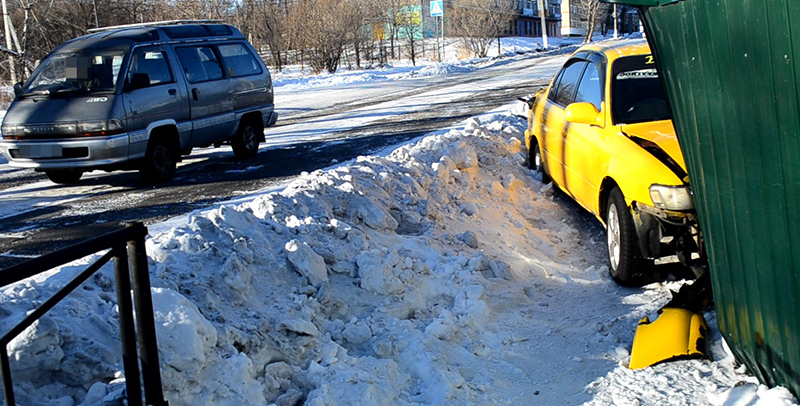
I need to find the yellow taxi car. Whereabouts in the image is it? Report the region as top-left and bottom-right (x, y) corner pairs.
(524, 39), (704, 286)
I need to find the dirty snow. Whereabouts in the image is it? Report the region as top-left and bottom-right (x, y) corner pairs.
(1, 103), (795, 406)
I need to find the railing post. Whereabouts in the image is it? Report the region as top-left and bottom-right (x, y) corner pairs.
(1, 350), (15, 406)
(113, 245), (143, 406)
(127, 223), (168, 406)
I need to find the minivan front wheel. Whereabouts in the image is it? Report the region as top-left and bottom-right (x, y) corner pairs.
(141, 137), (176, 182)
(45, 170), (83, 184)
(232, 119), (261, 159)
(606, 186), (651, 286)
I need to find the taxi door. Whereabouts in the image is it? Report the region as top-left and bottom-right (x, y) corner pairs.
(562, 58), (606, 215)
(539, 59), (588, 190)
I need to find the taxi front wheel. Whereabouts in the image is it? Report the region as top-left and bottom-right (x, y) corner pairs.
(606, 187), (652, 287)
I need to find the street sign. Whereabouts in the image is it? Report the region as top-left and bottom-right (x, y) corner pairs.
(430, 0), (443, 17)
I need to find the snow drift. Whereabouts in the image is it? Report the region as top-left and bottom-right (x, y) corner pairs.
(1, 106), (795, 406)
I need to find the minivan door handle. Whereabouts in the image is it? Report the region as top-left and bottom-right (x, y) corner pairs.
(168, 88), (177, 96)
(191, 88), (200, 101)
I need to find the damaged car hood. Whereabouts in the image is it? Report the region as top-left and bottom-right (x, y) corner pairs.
(621, 120), (689, 178)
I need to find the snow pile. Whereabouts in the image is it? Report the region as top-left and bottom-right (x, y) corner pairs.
(405, 63), (475, 78)
(1, 110), (797, 406)
(273, 71), (385, 91)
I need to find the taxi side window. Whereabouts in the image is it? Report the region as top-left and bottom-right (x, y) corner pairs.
(575, 62), (602, 111)
(553, 60), (587, 107)
(547, 69), (566, 103)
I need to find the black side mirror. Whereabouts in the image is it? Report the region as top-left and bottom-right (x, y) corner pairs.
(517, 96), (536, 110)
(13, 82), (23, 96)
(127, 73), (151, 91)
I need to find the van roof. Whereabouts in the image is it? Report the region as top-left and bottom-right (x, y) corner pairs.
(55, 22), (244, 52)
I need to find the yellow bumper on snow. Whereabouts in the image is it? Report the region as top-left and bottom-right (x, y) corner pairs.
(629, 307), (709, 370)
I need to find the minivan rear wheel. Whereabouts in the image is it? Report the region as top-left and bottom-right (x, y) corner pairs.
(232, 119), (261, 159)
(141, 137), (176, 182)
(606, 186), (652, 286)
(45, 170), (83, 184)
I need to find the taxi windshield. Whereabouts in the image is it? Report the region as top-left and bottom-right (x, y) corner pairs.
(23, 47), (127, 96)
(611, 55), (671, 125)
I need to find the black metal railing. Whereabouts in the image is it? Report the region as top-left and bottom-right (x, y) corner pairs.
(0, 222), (167, 406)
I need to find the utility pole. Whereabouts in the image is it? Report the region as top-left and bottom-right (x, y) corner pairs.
(440, 10), (444, 61)
(613, 4), (618, 39)
(1, 0), (15, 83)
(537, 0), (548, 49)
(93, 0), (100, 29)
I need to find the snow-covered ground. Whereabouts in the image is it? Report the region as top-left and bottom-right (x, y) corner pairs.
(0, 36), (797, 406)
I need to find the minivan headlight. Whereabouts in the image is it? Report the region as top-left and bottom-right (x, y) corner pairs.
(78, 119), (124, 137)
(1, 125), (21, 137)
(649, 184), (695, 211)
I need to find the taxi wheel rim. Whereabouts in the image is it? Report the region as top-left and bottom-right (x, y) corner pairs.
(534, 149), (542, 171)
(608, 204), (621, 270)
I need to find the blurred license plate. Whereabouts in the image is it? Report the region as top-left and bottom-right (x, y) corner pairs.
(20, 145), (63, 158)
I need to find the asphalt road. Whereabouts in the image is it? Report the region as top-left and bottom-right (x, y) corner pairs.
(0, 49), (572, 269)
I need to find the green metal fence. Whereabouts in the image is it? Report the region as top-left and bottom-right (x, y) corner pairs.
(603, 0), (800, 398)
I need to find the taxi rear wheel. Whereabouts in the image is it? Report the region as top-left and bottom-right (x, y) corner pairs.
(606, 187), (652, 286)
(528, 138), (551, 184)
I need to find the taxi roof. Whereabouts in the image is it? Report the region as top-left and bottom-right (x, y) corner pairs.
(575, 38), (653, 61)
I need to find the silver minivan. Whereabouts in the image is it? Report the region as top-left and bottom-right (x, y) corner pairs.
(0, 20), (278, 183)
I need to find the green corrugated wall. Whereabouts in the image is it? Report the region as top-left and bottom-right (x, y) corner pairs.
(611, 0), (800, 397)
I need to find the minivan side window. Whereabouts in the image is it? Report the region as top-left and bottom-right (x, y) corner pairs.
(218, 43), (262, 77)
(127, 48), (174, 89)
(176, 46), (224, 83)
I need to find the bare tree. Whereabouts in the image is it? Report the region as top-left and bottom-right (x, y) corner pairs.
(290, 0), (360, 74)
(240, 0), (291, 72)
(582, 0), (607, 43)
(168, 0), (234, 20)
(371, 0), (413, 61)
(449, 0), (515, 58)
(396, 3), (421, 66)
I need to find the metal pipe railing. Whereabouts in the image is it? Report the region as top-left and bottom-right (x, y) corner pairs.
(0, 222), (167, 406)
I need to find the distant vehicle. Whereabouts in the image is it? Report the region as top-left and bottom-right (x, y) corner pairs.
(0, 20), (278, 184)
(523, 39), (704, 286)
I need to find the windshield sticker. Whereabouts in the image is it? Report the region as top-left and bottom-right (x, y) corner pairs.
(616, 69), (658, 80)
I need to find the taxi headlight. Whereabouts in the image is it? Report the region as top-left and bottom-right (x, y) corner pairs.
(649, 184), (695, 211)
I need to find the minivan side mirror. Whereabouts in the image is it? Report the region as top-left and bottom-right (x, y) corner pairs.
(565, 102), (604, 127)
(13, 82), (22, 96)
(127, 73), (151, 91)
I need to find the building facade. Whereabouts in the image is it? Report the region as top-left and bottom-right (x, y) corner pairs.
(509, 0), (562, 38)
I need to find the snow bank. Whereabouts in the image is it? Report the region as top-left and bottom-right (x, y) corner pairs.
(1, 108), (796, 406)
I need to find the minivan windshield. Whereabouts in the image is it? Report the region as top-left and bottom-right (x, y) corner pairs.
(23, 47), (127, 96)
(611, 55), (671, 125)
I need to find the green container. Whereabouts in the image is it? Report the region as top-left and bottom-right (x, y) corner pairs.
(603, 0), (800, 398)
